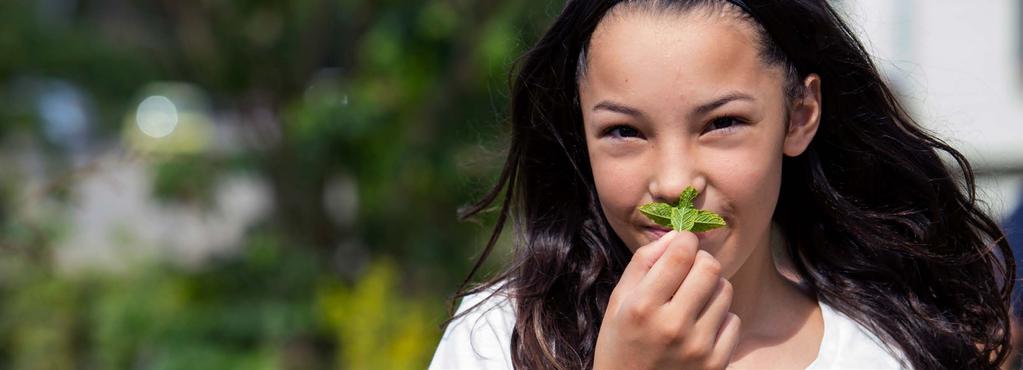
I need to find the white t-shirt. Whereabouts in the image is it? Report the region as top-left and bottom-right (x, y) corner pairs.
(428, 290), (908, 370)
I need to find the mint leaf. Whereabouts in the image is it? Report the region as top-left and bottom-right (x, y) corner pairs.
(690, 210), (726, 232)
(639, 202), (673, 227)
(669, 208), (682, 230)
(670, 207), (698, 231)
(679, 187), (698, 208)
(640, 186), (726, 233)
(680, 207), (699, 231)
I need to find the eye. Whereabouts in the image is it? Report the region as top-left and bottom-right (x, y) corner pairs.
(603, 125), (643, 140)
(705, 116), (746, 134)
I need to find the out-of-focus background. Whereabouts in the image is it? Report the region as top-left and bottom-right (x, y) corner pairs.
(0, 1), (558, 368)
(0, 1), (1020, 369)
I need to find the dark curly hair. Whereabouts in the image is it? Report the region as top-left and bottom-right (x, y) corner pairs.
(448, 1), (1015, 369)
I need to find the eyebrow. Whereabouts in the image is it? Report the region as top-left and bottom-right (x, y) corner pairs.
(591, 91), (756, 118)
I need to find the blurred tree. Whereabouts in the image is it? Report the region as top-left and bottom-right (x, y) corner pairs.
(0, 0), (566, 368)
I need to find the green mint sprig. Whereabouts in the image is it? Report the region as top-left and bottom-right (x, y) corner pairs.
(639, 186), (726, 232)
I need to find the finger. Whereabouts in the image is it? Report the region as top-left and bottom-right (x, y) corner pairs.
(609, 230), (677, 309)
(690, 278), (733, 342)
(634, 230), (699, 305)
(668, 249), (723, 318)
(705, 313), (741, 369)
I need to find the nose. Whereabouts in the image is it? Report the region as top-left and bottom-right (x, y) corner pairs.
(648, 152), (706, 206)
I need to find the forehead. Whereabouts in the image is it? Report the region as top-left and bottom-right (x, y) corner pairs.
(582, 7), (782, 100)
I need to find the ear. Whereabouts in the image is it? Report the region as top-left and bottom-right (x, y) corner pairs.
(783, 74), (821, 157)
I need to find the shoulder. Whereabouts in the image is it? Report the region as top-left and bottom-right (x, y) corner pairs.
(428, 286), (516, 370)
(807, 302), (910, 369)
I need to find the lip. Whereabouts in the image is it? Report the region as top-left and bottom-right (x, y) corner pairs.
(644, 226), (673, 241)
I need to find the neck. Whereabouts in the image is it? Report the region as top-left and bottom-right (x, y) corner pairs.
(727, 223), (818, 339)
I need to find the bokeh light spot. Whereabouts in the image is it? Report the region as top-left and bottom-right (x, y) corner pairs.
(136, 95), (178, 138)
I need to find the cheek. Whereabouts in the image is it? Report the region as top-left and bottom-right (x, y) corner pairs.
(700, 142), (783, 277)
(589, 152), (647, 242)
(711, 146), (782, 217)
(592, 161), (641, 211)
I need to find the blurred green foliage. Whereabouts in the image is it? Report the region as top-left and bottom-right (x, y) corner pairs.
(0, 0), (565, 368)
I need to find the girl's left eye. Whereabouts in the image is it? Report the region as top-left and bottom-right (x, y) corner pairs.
(705, 116), (746, 134)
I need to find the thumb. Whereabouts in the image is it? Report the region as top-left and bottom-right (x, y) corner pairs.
(610, 230), (677, 305)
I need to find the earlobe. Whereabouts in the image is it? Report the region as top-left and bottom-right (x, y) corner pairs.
(783, 74), (822, 157)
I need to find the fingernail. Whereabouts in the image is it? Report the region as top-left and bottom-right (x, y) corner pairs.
(662, 230), (678, 240)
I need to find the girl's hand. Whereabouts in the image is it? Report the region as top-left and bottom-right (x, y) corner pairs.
(593, 230), (740, 370)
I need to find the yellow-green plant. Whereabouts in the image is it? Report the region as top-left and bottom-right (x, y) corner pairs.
(318, 259), (439, 370)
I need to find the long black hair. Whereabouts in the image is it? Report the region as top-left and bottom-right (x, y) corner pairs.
(450, 1), (1015, 369)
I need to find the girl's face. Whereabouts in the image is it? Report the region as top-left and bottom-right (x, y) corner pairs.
(578, 7), (820, 278)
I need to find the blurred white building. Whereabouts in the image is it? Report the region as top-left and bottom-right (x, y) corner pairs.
(839, 0), (1023, 222)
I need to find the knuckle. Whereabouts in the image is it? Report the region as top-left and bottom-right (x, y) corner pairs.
(654, 322), (682, 343)
(704, 357), (727, 370)
(716, 280), (733, 308)
(680, 341), (712, 361)
(720, 278), (733, 297)
(698, 252), (722, 276)
(723, 313), (742, 332)
(622, 301), (654, 322)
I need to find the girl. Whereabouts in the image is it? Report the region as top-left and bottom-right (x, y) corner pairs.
(429, 0), (1015, 369)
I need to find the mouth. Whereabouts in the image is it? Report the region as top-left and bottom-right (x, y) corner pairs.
(642, 221), (728, 242)
(643, 225), (673, 241)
